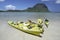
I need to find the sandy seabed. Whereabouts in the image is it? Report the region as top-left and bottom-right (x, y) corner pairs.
(0, 12), (60, 40)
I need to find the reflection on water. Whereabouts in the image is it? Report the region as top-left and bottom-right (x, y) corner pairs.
(0, 12), (60, 40)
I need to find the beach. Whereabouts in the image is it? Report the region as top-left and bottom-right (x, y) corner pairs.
(0, 12), (60, 40)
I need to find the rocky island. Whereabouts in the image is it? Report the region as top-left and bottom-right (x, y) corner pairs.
(0, 3), (49, 12)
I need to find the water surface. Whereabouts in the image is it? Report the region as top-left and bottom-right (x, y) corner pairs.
(0, 12), (60, 40)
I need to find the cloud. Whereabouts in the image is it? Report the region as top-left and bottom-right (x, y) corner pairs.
(41, 0), (49, 1)
(5, 5), (16, 10)
(56, 0), (60, 3)
(0, 0), (5, 2)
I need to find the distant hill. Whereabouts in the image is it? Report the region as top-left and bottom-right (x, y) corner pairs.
(24, 3), (49, 12)
(0, 3), (49, 12)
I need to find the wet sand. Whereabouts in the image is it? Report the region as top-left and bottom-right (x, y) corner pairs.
(0, 12), (60, 40)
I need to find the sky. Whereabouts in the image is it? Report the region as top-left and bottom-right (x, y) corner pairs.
(0, 0), (60, 12)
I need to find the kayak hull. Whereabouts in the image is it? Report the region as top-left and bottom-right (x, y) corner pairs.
(8, 21), (44, 37)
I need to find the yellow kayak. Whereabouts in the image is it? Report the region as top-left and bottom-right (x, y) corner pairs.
(8, 21), (44, 37)
(45, 19), (49, 28)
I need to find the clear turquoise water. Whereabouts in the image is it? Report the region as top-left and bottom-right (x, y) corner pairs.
(0, 12), (60, 40)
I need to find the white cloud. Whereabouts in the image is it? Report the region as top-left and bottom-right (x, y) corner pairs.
(56, 0), (60, 3)
(5, 5), (16, 10)
(0, 0), (5, 2)
(41, 0), (49, 1)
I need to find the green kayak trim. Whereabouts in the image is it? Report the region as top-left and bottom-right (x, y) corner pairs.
(8, 21), (44, 37)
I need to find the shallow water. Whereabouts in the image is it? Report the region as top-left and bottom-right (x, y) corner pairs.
(0, 12), (60, 40)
